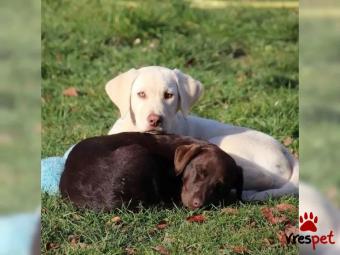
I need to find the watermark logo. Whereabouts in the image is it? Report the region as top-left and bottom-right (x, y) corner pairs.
(286, 211), (336, 250)
(300, 212), (318, 232)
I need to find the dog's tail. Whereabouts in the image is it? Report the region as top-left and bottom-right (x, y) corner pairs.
(242, 146), (299, 201)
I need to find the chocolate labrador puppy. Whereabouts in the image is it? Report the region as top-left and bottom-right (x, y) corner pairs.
(60, 132), (243, 211)
(175, 143), (243, 209)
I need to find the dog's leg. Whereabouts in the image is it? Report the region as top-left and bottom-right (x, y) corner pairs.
(242, 152), (298, 201)
(209, 132), (298, 200)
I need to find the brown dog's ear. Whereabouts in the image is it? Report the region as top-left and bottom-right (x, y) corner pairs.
(174, 144), (202, 176)
(105, 68), (138, 117)
(173, 69), (203, 116)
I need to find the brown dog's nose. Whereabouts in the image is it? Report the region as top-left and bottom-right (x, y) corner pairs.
(192, 198), (202, 209)
(147, 114), (162, 127)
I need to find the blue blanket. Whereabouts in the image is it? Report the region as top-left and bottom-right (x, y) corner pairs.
(41, 145), (74, 194)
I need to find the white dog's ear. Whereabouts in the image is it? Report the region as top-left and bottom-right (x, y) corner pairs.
(173, 69), (203, 115)
(105, 68), (138, 116)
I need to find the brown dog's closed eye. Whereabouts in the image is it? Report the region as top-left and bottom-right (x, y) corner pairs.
(174, 144), (202, 176)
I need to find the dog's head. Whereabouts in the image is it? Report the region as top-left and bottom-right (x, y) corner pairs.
(105, 66), (202, 132)
(174, 143), (243, 210)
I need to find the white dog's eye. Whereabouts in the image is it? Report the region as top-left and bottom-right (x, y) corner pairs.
(137, 91), (146, 98)
(164, 92), (173, 99)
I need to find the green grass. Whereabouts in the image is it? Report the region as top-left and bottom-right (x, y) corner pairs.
(42, 0), (298, 254)
(42, 194), (298, 254)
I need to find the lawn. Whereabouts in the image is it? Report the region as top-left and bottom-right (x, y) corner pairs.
(42, 0), (298, 254)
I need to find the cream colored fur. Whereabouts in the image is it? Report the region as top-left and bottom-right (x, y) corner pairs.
(105, 66), (299, 201)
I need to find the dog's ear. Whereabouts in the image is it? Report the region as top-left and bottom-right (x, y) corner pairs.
(173, 69), (203, 115)
(174, 144), (202, 176)
(105, 68), (138, 117)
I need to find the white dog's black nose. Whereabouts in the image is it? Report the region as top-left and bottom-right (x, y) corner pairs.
(148, 114), (162, 127)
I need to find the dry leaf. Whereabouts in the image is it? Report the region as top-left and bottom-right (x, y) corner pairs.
(111, 216), (122, 224)
(63, 87), (78, 97)
(220, 244), (248, 254)
(232, 245), (249, 254)
(272, 212), (287, 224)
(249, 221), (256, 228)
(46, 242), (60, 251)
(186, 214), (206, 223)
(283, 136), (293, 146)
(277, 231), (288, 247)
(284, 224), (299, 236)
(152, 245), (170, 255)
(125, 247), (137, 255)
(275, 203), (297, 212)
(262, 238), (273, 246)
(221, 208), (238, 214)
(68, 235), (80, 246)
(261, 207), (288, 224)
(148, 228), (158, 235)
(261, 207), (276, 223)
(156, 220), (168, 230)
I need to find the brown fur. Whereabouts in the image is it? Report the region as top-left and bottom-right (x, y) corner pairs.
(59, 132), (243, 211)
(175, 144), (243, 209)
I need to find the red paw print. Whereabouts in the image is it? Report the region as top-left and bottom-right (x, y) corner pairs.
(300, 212), (318, 232)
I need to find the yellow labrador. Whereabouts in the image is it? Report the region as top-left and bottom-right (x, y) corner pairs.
(105, 66), (299, 201)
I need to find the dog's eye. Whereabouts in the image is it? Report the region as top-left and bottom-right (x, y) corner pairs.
(137, 92), (146, 98)
(164, 92), (173, 99)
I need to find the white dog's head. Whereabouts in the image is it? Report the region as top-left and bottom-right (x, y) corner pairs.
(105, 66), (202, 132)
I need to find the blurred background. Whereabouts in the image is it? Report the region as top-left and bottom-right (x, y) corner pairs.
(300, 0), (340, 206)
(0, 0), (40, 214)
(0, 0), (40, 254)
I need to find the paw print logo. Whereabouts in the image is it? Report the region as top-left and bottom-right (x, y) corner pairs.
(300, 212), (318, 232)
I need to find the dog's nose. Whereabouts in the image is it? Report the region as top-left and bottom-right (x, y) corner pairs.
(192, 198), (202, 209)
(147, 114), (162, 127)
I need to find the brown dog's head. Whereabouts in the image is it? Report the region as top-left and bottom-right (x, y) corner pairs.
(174, 143), (243, 210)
